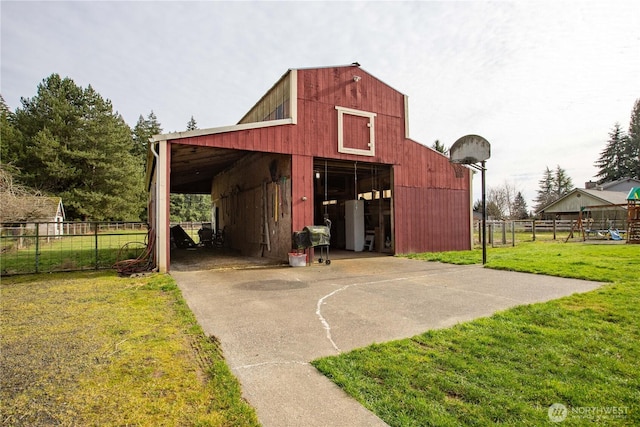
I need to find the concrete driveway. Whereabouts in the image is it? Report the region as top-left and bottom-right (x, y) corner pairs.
(172, 255), (601, 427)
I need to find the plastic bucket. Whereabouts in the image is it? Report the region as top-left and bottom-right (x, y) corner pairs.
(288, 252), (306, 267)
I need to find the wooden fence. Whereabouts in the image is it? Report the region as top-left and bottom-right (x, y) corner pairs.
(473, 219), (629, 246)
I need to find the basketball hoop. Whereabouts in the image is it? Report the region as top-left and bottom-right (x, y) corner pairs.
(449, 134), (490, 165)
(449, 134), (491, 264)
(452, 163), (466, 179)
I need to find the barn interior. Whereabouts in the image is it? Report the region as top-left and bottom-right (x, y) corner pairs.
(168, 145), (393, 269)
(312, 158), (393, 253)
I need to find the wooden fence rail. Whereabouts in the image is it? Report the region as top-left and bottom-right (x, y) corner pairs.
(474, 218), (629, 246)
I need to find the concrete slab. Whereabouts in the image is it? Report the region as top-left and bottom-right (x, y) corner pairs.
(172, 256), (602, 427)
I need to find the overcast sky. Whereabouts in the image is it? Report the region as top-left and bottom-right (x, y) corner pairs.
(2, 1), (639, 209)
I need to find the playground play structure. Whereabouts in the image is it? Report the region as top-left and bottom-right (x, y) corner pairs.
(566, 187), (640, 243)
(628, 187), (640, 243)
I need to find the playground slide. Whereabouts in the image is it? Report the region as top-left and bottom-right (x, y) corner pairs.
(609, 229), (623, 240)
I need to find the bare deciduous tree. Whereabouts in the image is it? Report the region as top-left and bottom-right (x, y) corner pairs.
(0, 164), (49, 222)
(485, 181), (523, 220)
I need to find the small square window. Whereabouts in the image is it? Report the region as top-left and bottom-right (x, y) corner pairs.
(335, 106), (376, 156)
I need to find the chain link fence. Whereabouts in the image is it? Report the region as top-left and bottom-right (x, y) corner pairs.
(1, 222), (149, 276)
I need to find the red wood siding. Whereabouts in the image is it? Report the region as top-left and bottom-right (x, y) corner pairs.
(165, 65), (471, 253)
(291, 155), (314, 230)
(295, 67), (406, 164)
(343, 114), (371, 151)
(394, 187), (471, 254)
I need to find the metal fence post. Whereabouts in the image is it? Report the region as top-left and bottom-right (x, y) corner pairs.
(512, 221), (515, 247)
(94, 222), (99, 270)
(489, 223), (494, 247)
(35, 222), (40, 273)
(532, 220), (536, 241)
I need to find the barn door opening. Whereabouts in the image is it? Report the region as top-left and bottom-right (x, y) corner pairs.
(313, 158), (393, 252)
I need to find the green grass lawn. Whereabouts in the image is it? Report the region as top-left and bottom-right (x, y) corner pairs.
(0, 272), (259, 426)
(313, 242), (640, 426)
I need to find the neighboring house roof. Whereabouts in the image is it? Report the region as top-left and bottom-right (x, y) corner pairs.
(538, 189), (627, 214)
(0, 196), (64, 222)
(537, 178), (639, 215)
(39, 196), (65, 220)
(580, 189), (628, 205)
(601, 177), (640, 192)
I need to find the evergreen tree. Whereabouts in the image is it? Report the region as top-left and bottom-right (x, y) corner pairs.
(170, 193), (186, 222)
(0, 95), (22, 165)
(627, 98), (640, 180)
(534, 166), (555, 211)
(511, 192), (529, 219)
(534, 166), (573, 212)
(169, 116), (211, 222)
(431, 139), (448, 154)
(132, 111), (162, 164)
(485, 200), (503, 220)
(10, 74), (145, 220)
(594, 123), (629, 183)
(170, 193), (210, 222)
(553, 165), (573, 198)
(186, 116), (198, 131)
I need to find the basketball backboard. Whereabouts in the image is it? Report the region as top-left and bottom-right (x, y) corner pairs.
(450, 134), (491, 164)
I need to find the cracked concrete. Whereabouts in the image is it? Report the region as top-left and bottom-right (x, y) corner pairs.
(172, 255), (601, 427)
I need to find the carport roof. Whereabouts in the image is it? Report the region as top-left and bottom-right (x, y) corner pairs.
(170, 145), (250, 194)
(147, 118), (294, 194)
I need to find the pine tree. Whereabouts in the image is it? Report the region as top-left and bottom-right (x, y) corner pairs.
(553, 165), (573, 197)
(168, 116), (211, 222)
(10, 74), (145, 220)
(511, 192), (529, 219)
(132, 111), (163, 164)
(0, 95), (22, 165)
(534, 167), (555, 211)
(431, 140), (448, 154)
(627, 98), (640, 180)
(186, 116), (198, 131)
(534, 166), (573, 212)
(485, 200), (503, 220)
(594, 123), (629, 183)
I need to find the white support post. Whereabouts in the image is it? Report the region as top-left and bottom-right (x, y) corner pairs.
(157, 140), (169, 272)
(469, 168), (474, 250)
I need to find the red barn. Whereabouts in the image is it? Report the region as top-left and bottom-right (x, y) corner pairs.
(147, 64), (472, 272)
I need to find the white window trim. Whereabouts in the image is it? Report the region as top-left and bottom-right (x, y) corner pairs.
(335, 106), (376, 156)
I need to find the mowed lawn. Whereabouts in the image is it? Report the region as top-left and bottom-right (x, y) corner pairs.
(313, 242), (640, 426)
(0, 272), (259, 426)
